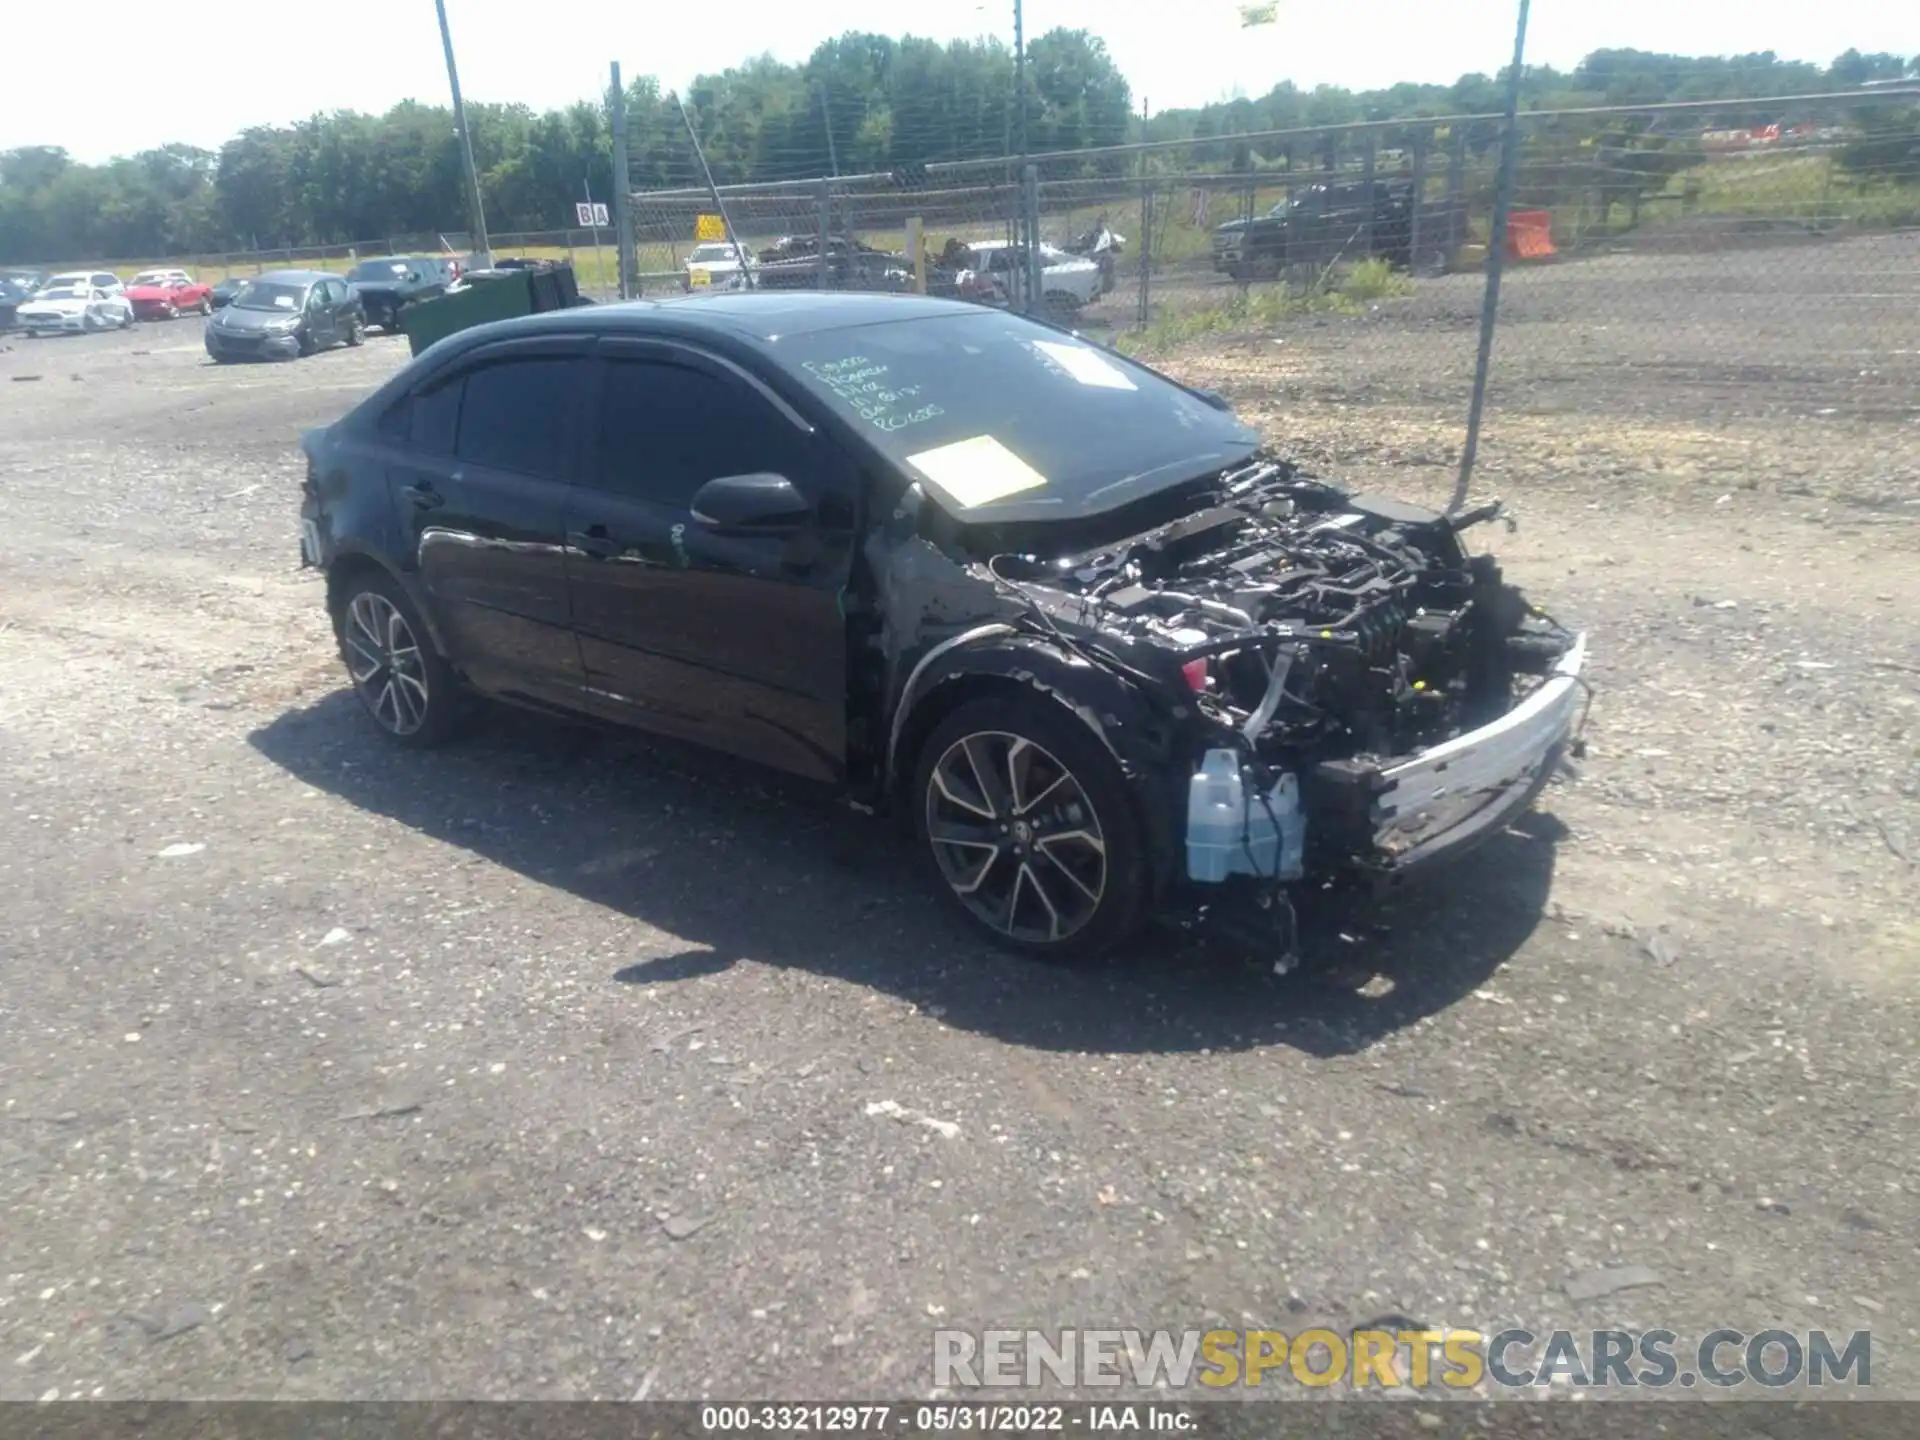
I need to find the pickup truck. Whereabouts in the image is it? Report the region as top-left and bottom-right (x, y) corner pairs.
(1213, 178), (1423, 281)
(345, 255), (455, 332)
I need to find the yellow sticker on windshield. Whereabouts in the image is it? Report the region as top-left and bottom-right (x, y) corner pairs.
(906, 435), (1049, 508)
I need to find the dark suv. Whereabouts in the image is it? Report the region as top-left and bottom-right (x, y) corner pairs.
(298, 293), (1585, 960)
(1212, 179), (1421, 280)
(346, 255), (454, 331)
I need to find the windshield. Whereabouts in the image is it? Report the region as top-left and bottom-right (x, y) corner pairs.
(689, 244), (744, 264)
(33, 284), (87, 301)
(232, 281), (307, 311)
(778, 309), (1259, 519)
(131, 273), (175, 286)
(349, 260), (411, 281)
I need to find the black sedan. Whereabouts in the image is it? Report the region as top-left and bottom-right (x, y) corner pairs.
(208, 274), (252, 309)
(205, 270), (365, 362)
(296, 293), (1586, 960)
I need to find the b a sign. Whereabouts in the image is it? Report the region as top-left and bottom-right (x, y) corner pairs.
(576, 202), (611, 228)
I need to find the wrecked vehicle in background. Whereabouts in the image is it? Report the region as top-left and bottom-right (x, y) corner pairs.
(346, 255), (454, 332)
(297, 293), (1587, 961)
(752, 235), (913, 291)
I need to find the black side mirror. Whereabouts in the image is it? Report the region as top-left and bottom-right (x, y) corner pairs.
(690, 473), (811, 533)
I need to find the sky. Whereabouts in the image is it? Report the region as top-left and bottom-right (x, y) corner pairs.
(1, 0), (1910, 164)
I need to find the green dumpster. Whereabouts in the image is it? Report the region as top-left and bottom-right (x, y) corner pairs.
(401, 269), (536, 357)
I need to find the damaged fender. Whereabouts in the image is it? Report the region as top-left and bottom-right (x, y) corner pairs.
(883, 629), (1193, 893)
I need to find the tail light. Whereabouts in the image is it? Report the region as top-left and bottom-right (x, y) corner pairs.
(1181, 658), (1209, 692)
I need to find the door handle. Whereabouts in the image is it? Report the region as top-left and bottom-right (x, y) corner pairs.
(400, 482), (444, 511)
(568, 525), (619, 559)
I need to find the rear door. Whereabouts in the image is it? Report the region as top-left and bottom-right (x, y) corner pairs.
(381, 337), (589, 704)
(304, 281), (336, 347)
(564, 338), (856, 782)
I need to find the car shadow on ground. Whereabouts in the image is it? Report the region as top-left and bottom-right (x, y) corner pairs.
(248, 690), (1561, 1058)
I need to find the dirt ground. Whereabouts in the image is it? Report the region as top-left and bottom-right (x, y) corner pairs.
(0, 252), (1916, 1406)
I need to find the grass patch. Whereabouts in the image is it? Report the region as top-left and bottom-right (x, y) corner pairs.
(1115, 286), (1356, 356)
(1115, 260), (1416, 356)
(1340, 257), (1414, 302)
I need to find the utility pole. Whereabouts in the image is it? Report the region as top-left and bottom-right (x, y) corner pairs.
(434, 0), (491, 266)
(818, 80), (840, 177)
(1014, 0), (1028, 164)
(609, 62), (634, 299)
(1451, 0), (1530, 513)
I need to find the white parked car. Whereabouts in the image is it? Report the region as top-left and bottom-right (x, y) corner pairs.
(16, 271), (135, 335)
(964, 241), (1104, 310)
(683, 241), (754, 292)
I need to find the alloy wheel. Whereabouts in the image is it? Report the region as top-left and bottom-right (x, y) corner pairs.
(924, 730), (1107, 945)
(343, 591), (430, 736)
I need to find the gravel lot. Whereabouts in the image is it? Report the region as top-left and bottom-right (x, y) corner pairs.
(1, 257), (1916, 1406)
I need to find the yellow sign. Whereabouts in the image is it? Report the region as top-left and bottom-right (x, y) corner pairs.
(695, 214), (726, 242)
(689, 267), (711, 287)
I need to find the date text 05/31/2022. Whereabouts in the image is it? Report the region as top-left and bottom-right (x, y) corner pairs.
(698, 1404), (1196, 1432)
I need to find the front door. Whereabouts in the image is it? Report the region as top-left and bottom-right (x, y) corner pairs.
(382, 344), (588, 704)
(564, 340), (855, 783)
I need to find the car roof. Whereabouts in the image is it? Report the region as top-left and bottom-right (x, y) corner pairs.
(250, 269), (332, 284)
(428, 292), (973, 350)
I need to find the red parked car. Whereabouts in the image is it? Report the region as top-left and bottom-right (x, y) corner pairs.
(125, 269), (214, 320)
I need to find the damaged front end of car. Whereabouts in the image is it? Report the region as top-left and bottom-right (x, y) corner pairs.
(864, 454), (1589, 965)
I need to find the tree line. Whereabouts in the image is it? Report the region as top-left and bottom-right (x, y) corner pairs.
(0, 37), (1912, 265)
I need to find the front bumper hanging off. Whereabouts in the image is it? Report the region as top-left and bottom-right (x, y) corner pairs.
(1184, 632), (1590, 891)
(1367, 631), (1590, 874)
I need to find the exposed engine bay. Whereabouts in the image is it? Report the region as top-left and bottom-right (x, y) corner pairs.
(986, 455), (1578, 772)
(877, 449), (1589, 966)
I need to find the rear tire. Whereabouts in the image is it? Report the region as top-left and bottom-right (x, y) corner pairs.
(912, 695), (1150, 960)
(332, 570), (461, 748)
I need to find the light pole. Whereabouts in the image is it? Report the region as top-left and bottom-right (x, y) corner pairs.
(1014, 0), (1027, 163)
(434, 0), (491, 266)
(1451, 0), (1530, 512)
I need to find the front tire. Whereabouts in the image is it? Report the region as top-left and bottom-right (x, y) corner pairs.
(334, 572), (460, 748)
(912, 696), (1150, 959)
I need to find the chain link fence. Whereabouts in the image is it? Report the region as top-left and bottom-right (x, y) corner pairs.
(630, 87), (1919, 500)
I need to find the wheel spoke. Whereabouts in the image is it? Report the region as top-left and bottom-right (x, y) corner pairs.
(374, 678), (402, 731)
(391, 671), (428, 731)
(932, 763), (995, 821)
(960, 735), (1012, 819)
(1005, 736), (1038, 813)
(343, 631), (384, 681)
(1034, 840), (1102, 904)
(941, 843), (1004, 895)
(1014, 769), (1068, 816)
(1017, 859), (1065, 940)
(1036, 825), (1105, 858)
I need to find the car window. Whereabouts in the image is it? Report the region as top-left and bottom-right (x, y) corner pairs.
(380, 378), (463, 455)
(593, 358), (806, 508)
(93, 274), (116, 287)
(455, 358), (583, 479)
